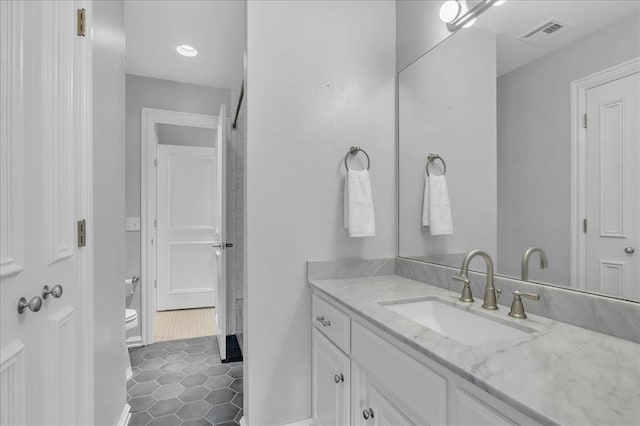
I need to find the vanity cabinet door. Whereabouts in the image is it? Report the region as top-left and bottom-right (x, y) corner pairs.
(367, 380), (416, 426)
(312, 328), (350, 426)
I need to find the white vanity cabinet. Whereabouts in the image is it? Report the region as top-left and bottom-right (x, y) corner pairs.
(312, 293), (541, 426)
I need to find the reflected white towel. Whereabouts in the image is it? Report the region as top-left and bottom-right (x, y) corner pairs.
(344, 170), (376, 238)
(422, 174), (453, 236)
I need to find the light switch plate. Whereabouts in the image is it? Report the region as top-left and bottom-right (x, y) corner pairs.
(125, 217), (140, 231)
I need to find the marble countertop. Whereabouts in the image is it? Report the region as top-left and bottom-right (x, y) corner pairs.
(309, 274), (640, 426)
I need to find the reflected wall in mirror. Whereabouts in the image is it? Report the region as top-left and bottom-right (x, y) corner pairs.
(398, 1), (640, 302)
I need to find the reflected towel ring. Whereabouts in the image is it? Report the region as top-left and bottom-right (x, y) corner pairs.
(344, 146), (371, 171)
(426, 154), (446, 176)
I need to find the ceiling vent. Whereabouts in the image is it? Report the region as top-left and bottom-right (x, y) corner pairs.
(517, 19), (573, 44)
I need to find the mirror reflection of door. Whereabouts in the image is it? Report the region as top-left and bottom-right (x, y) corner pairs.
(585, 73), (639, 299)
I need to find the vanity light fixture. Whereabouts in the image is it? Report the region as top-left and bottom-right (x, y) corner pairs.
(441, 0), (501, 32)
(439, 0), (461, 24)
(176, 44), (198, 57)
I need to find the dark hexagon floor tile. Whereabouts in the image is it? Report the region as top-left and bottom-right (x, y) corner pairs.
(229, 378), (243, 393)
(129, 381), (161, 398)
(184, 353), (208, 363)
(204, 365), (229, 377)
(235, 408), (243, 421)
(142, 349), (167, 360)
(176, 400), (212, 420)
(129, 395), (156, 413)
(130, 356), (145, 367)
(162, 351), (187, 362)
(129, 346), (150, 357)
(139, 359), (165, 372)
(231, 392), (243, 409)
(127, 378), (136, 390)
(147, 414), (181, 426)
(203, 356), (222, 366)
(156, 371), (186, 385)
(184, 344), (206, 354)
(128, 411), (152, 426)
(203, 347), (219, 356)
(134, 369), (163, 383)
(148, 397), (184, 418)
(181, 373), (208, 387)
(204, 375), (233, 391)
(181, 418), (213, 426)
(182, 363), (208, 375)
(204, 388), (236, 406)
(179, 385), (209, 402)
(227, 366), (243, 379)
(167, 342), (190, 351)
(204, 403), (240, 424)
(160, 360), (186, 373)
(152, 382), (185, 401)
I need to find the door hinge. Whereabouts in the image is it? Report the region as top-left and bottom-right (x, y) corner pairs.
(154, 219), (157, 228)
(154, 159), (157, 167)
(154, 280), (157, 288)
(77, 8), (86, 37)
(77, 219), (87, 247)
(582, 113), (587, 129)
(583, 218), (587, 234)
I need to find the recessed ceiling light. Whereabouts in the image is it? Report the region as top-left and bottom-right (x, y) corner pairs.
(176, 45), (198, 57)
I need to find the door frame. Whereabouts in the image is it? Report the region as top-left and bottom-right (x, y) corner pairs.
(140, 107), (222, 345)
(569, 57), (640, 289)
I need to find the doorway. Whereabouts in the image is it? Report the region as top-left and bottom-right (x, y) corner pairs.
(141, 107), (229, 356)
(571, 58), (640, 299)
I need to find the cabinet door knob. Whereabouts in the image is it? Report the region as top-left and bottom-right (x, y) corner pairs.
(333, 373), (344, 383)
(362, 408), (374, 420)
(42, 284), (63, 299)
(18, 296), (43, 314)
(624, 247), (635, 254)
(315, 315), (331, 327)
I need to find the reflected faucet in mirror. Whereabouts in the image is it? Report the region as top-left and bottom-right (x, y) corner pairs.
(521, 247), (548, 282)
(452, 249), (501, 310)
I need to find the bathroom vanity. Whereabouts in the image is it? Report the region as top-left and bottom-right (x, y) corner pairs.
(307, 260), (640, 426)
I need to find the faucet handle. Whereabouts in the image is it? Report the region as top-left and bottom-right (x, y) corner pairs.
(451, 275), (474, 303)
(508, 290), (539, 319)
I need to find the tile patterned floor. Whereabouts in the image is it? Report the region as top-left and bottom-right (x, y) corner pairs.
(127, 336), (243, 426)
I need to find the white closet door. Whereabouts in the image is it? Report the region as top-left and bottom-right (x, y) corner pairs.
(0, 1), (91, 424)
(585, 72), (640, 299)
(156, 144), (218, 310)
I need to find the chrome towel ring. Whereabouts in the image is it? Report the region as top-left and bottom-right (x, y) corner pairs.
(344, 146), (371, 171)
(426, 154), (446, 176)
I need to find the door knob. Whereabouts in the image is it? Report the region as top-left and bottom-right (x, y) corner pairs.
(18, 296), (43, 314)
(333, 373), (344, 383)
(42, 284), (63, 299)
(624, 247), (635, 254)
(212, 242), (233, 249)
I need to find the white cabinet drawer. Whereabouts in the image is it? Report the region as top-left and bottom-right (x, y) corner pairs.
(352, 321), (447, 425)
(312, 295), (351, 354)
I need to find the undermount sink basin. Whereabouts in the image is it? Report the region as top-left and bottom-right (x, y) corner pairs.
(382, 298), (533, 346)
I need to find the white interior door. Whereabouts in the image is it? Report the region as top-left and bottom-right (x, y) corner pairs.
(585, 72), (640, 299)
(215, 104), (228, 359)
(0, 1), (91, 424)
(157, 144), (218, 311)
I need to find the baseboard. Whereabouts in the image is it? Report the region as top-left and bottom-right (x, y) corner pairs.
(282, 418), (313, 426)
(126, 366), (132, 381)
(126, 335), (142, 349)
(117, 403), (131, 426)
(239, 416), (312, 426)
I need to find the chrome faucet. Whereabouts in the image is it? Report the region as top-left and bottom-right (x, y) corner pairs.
(521, 247), (548, 281)
(451, 249), (500, 310)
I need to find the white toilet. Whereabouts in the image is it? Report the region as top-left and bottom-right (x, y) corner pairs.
(125, 309), (138, 381)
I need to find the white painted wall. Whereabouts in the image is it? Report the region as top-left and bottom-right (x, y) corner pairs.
(245, 1), (396, 424)
(396, 0), (453, 71)
(497, 12), (640, 283)
(398, 28), (497, 265)
(92, 1), (127, 424)
(125, 75), (231, 339)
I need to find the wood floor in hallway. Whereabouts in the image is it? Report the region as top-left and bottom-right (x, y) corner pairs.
(154, 308), (217, 342)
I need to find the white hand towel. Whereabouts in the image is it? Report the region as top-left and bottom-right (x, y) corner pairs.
(344, 170), (376, 237)
(423, 174), (453, 236)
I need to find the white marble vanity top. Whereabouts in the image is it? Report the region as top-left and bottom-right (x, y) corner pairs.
(308, 274), (640, 426)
